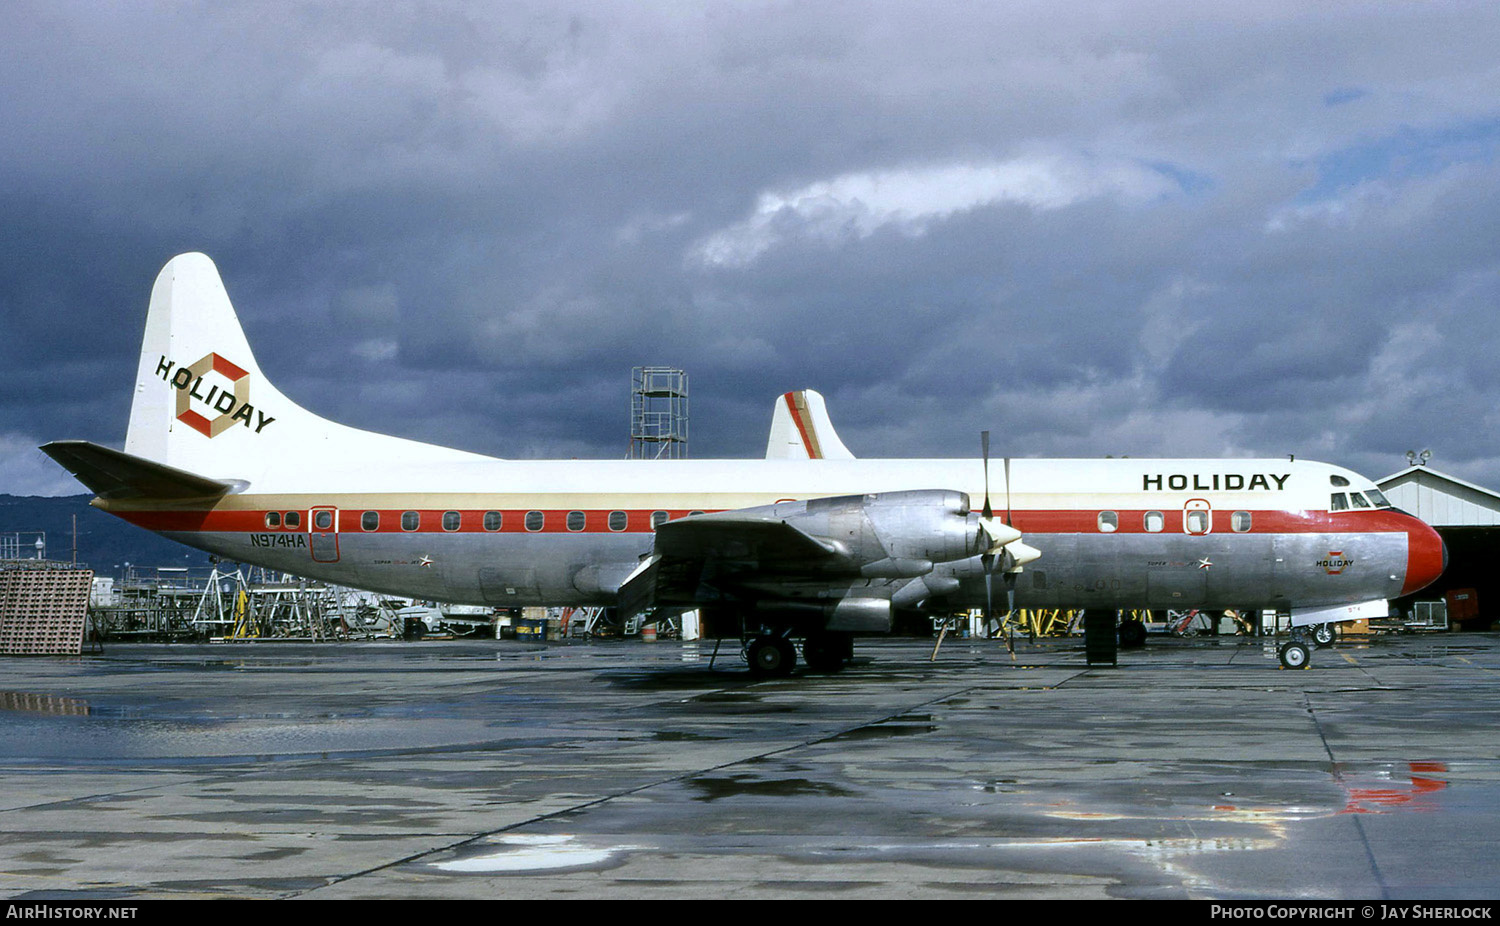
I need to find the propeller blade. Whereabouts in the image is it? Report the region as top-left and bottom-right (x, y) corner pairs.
(981, 430), (993, 521)
(984, 557), (994, 617)
(1003, 572), (1015, 654)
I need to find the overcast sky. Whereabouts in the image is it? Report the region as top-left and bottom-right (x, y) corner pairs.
(4, 1), (1500, 496)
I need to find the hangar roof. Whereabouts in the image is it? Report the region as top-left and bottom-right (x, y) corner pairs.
(1377, 466), (1500, 527)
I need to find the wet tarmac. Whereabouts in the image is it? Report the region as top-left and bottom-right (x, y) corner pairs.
(2, 632), (1499, 900)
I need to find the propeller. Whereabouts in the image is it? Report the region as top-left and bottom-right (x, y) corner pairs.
(931, 431), (1043, 661)
(981, 435), (1041, 652)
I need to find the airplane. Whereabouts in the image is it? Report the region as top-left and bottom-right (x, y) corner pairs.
(42, 253), (1446, 674)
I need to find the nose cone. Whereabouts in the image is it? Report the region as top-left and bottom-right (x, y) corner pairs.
(1402, 516), (1447, 596)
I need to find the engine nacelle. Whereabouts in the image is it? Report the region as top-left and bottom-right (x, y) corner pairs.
(762, 489), (979, 571)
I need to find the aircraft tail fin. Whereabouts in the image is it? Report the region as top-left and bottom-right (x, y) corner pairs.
(115, 252), (481, 488)
(765, 390), (855, 460)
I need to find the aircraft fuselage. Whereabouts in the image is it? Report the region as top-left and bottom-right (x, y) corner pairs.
(97, 456), (1445, 615)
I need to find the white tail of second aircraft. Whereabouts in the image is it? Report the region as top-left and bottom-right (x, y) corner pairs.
(123, 253), (485, 485)
(765, 390), (855, 460)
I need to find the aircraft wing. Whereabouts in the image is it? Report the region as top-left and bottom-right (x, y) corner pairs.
(615, 488), (1021, 625)
(618, 511), (856, 619)
(651, 512), (850, 566)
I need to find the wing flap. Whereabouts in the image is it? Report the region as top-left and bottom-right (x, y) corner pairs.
(40, 440), (243, 500)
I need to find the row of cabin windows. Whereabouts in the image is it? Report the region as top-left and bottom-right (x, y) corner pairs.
(268, 510), (707, 532)
(1096, 510), (1252, 533)
(331, 509), (701, 532)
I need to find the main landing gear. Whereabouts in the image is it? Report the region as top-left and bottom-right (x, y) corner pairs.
(743, 631), (853, 678)
(745, 635), (796, 678)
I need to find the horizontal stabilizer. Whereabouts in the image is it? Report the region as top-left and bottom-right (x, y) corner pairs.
(39, 440), (243, 500)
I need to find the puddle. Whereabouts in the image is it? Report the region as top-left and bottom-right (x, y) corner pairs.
(433, 835), (630, 873)
(689, 774), (856, 801)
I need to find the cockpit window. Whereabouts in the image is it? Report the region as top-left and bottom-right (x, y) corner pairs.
(1366, 488), (1391, 508)
(1330, 475), (1350, 487)
(1330, 493), (1349, 511)
(1349, 492), (1371, 509)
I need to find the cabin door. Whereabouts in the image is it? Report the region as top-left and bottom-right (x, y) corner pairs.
(309, 507), (341, 563)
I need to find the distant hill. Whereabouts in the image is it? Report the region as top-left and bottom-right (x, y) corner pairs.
(0, 494), (205, 576)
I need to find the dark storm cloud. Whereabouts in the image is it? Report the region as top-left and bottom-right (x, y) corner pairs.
(5, 1), (1500, 494)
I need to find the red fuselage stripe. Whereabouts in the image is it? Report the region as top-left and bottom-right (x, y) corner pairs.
(109, 506), (1421, 536)
(784, 393), (819, 458)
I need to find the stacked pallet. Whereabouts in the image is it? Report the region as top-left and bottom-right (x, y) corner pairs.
(0, 564), (94, 656)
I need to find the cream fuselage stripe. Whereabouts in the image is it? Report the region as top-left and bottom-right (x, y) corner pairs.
(109, 505), (1416, 536)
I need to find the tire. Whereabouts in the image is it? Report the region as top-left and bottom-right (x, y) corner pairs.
(1312, 623), (1335, 647)
(747, 636), (796, 678)
(802, 633), (850, 673)
(1118, 618), (1147, 648)
(1278, 641), (1310, 669)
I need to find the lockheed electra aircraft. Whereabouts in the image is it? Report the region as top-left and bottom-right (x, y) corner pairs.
(43, 254), (1446, 674)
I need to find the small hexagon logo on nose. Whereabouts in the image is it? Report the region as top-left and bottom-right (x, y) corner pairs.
(1320, 551), (1351, 575)
(175, 353), (250, 438)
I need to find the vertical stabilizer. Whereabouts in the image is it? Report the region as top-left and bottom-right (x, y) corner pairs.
(124, 253), (273, 470)
(765, 390), (855, 460)
(122, 253), (483, 484)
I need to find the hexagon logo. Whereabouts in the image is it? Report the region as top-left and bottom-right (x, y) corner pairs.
(175, 352), (251, 438)
(1320, 551), (1352, 576)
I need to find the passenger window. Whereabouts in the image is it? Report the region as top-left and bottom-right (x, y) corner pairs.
(1186, 510), (1209, 534)
(1349, 492), (1370, 509)
(1231, 510), (1252, 532)
(313, 510), (333, 531)
(401, 511), (420, 531)
(608, 511), (628, 532)
(1144, 511), (1164, 532)
(265, 511), (281, 529)
(284, 511), (301, 529)
(1330, 493), (1349, 511)
(361, 511), (379, 532)
(1097, 511), (1118, 533)
(442, 511), (461, 531)
(483, 511), (502, 531)
(651, 511), (670, 529)
(567, 511), (586, 532)
(688, 510), (705, 517)
(525, 510), (544, 532)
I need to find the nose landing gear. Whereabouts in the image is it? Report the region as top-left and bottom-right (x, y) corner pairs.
(1278, 639), (1311, 669)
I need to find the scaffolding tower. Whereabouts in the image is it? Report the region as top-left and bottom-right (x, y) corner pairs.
(630, 366), (689, 459)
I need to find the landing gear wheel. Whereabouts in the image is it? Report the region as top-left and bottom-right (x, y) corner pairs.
(1278, 641), (1311, 669)
(1312, 623), (1335, 647)
(802, 632), (852, 673)
(747, 636), (796, 678)
(1118, 618), (1147, 648)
